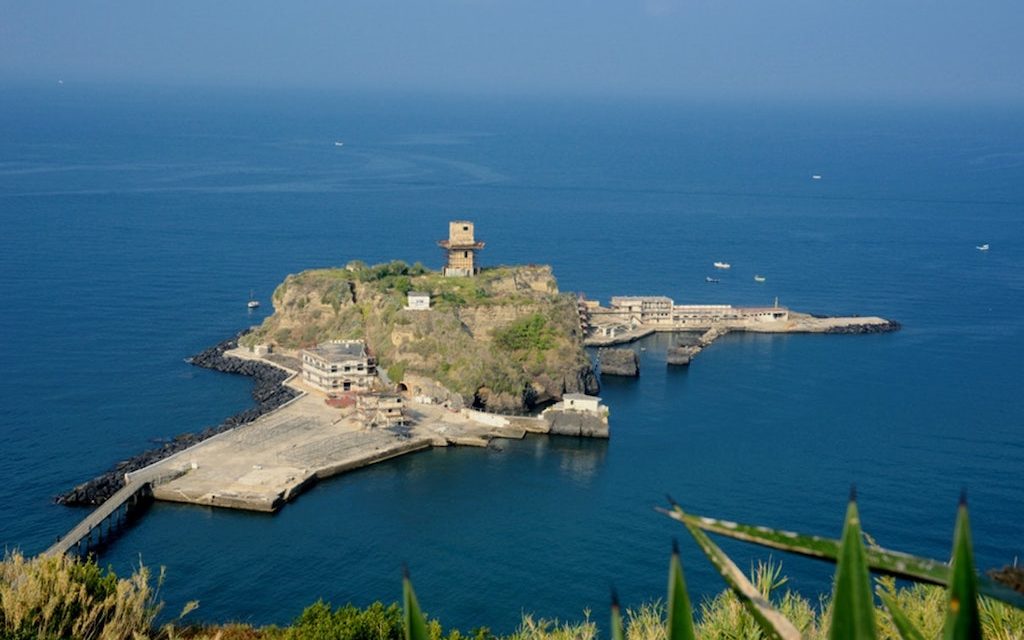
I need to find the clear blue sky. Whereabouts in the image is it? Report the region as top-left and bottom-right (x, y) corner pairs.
(2, 0), (1022, 102)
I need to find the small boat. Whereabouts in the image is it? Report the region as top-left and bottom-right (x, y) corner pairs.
(334, 141), (345, 147)
(812, 175), (822, 180)
(976, 243), (989, 251)
(754, 275), (766, 283)
(705, 277), (720, 283)
(713, 262), (731, 270)
(247, 290), (260, 309)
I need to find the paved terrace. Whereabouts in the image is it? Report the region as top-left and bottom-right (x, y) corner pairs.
(140, 383), (531, 513)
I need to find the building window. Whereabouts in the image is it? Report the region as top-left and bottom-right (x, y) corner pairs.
(463, 251), (469, 258)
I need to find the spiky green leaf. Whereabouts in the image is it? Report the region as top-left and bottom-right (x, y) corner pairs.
(943, 500), (982, 640)
(878, 591), (926, 640)
(680, 519), (801, 640)
(667, 541), (697, 640)
(403, 571), (430, 640)
(830, 498), (877, 639)
(660, 505), (1024, 609)
(610, 591), (625, 640)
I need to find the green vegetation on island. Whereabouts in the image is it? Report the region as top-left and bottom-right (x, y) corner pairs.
(241, 261), (598, 413)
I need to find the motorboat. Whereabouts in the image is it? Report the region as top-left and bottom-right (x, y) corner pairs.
(976, 243), (989, 251)
(705, 277), (720, 283)
(247, 290), (260, 309)
(754, 275), (766, 283)
(713, 262), (731, 269)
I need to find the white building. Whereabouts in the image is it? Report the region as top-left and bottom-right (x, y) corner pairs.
(609, 296), (674, 325)
(300, 340), (377, 394)
(561, 393), (604, 414)
(406, 291), (430, 310)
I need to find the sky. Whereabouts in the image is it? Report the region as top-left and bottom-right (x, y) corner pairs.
(2, 0), (1022, 102)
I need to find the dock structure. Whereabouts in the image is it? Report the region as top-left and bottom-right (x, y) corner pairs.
(44, 466), (183, 557)
(63, 348), (564, 517)
(584, 294), (899, 364)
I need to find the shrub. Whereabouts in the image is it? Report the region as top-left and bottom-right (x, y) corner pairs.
(492, 314), (556, 352)
(0, 551), (159, 640)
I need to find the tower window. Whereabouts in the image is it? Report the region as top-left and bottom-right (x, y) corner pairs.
(463, 226), (469, 231)
(463, 251), (468, 258)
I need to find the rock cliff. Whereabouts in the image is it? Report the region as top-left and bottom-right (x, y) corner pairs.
(243, 262), (599, 414)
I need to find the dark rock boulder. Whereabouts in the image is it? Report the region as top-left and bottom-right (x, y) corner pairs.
(825, 320), (902, 334)
(598, 348), (639, 376)
(667, 346), (699, 366)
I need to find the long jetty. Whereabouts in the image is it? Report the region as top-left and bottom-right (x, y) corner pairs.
(44, 467), (184, 557)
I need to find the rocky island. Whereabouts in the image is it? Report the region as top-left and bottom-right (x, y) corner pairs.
(50, 219), (897, 554)
(241, 260), (599, 414)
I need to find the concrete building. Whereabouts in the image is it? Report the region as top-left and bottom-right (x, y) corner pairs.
(356, 394), (407, 428)
(562, 393), (604, 413)
(438, 220), (485, 277)
(609, 296), (674, 325)
(300, 340), (377, 394)
(406, 291), (430, 310)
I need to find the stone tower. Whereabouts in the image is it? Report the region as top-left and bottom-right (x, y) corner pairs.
(438, 220), (485, 277)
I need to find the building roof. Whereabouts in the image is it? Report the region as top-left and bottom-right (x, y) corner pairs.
(610, 296), (673, 304)
(408, 291), (430, 297)
(306, 340), (367, 361)
(564, 393), (601, 401)
(736, 307), (789, 313)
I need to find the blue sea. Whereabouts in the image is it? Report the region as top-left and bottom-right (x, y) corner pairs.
(1, 85), (1022, 631)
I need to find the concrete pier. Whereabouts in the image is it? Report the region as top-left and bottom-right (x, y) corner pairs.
(126, 387), (543, 513)
(584, 308), (898, 348)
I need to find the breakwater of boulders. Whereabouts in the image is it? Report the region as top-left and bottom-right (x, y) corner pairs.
(824, 320), (902, 334)
(55, 334), (297, 506)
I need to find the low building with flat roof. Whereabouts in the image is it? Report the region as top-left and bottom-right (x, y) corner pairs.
(609, 296), (674, 325)
(356, 393), (407, 428)
(561, 393), (604, 414)
(301, 340), (377, 394)
(406, 292), (430, 310)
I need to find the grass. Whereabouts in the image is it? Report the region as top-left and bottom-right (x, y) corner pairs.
(4, 551), (1021, 640)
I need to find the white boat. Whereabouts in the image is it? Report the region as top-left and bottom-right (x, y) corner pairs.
(334, 141), (345, 147)
(976, 243), (989, 251)
(705, 276), (720, 283)
(812, 175), (822, 180)
(247, 290), (260, 309)
(754, 275), (766, 283)
(713, 261), (731, 270)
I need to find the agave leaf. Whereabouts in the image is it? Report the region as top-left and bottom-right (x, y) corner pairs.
(943, 498), (982, 640)
(667, 540), (697, 640)
(403, 569), (430, 640)
(680, 518), (801, 640)
(878, 591), (926, 640)
(661, 504), (1024, 609)
(829, 497), (877, 639)
(610, 589), (625, 640)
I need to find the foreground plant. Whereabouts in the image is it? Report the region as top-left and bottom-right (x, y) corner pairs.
(659, 491), (1022, 639)
(0, 550), (160, 640)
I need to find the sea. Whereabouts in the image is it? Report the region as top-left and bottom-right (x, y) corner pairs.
(1, 84), (1022, 632)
